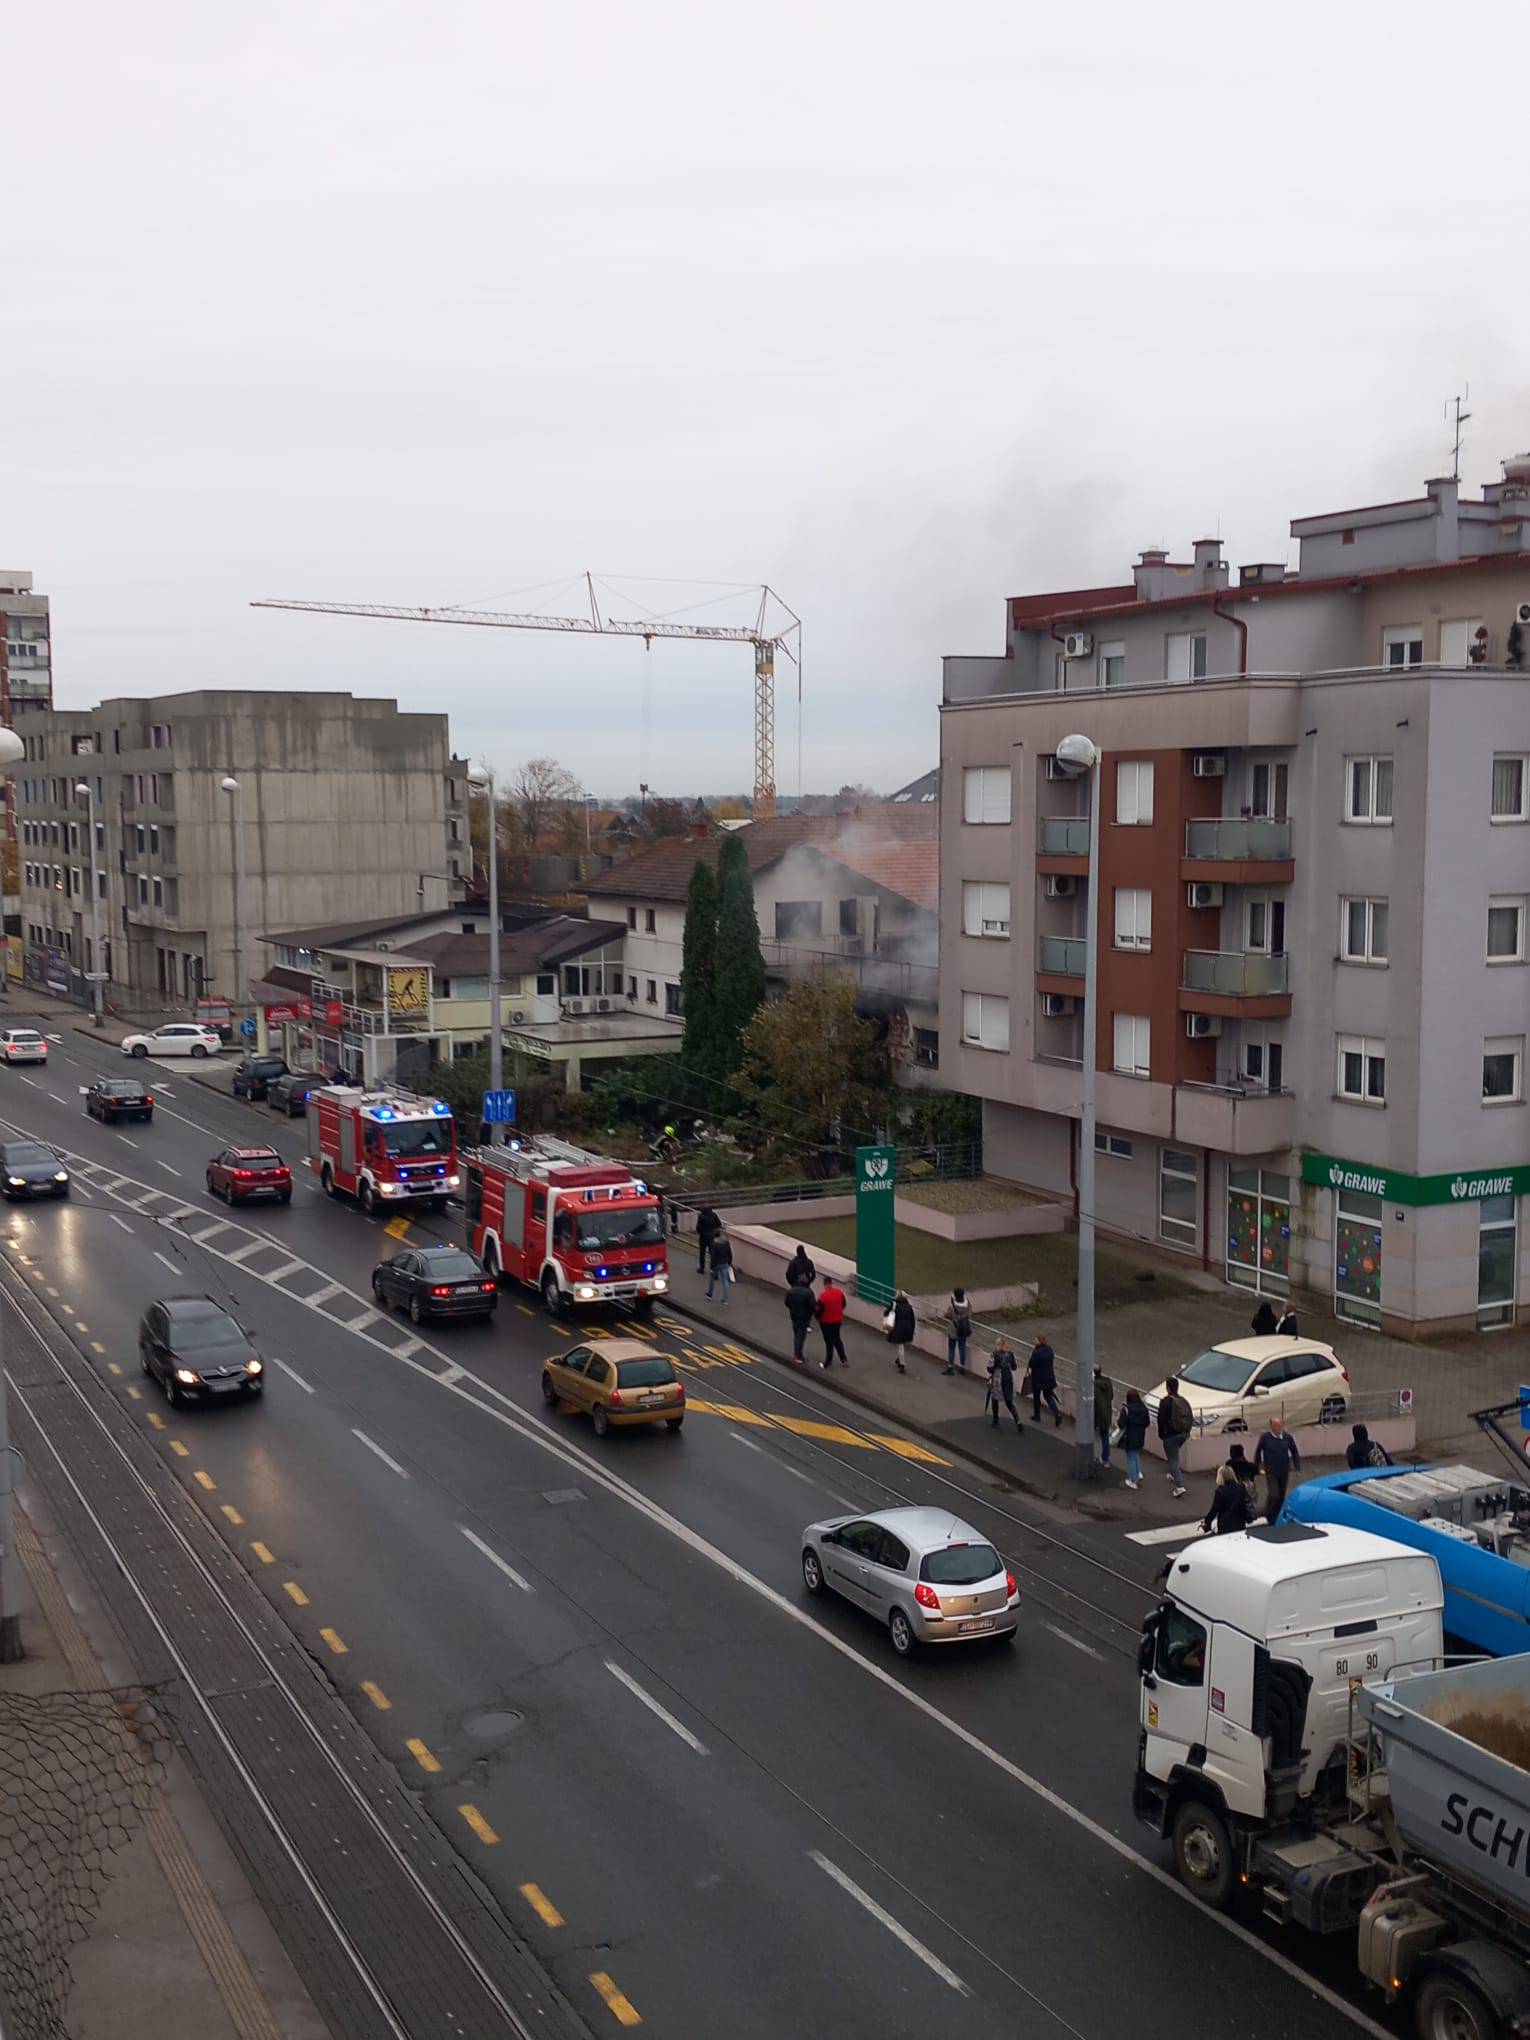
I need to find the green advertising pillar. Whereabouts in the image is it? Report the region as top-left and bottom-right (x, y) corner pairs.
(855, 1144), (896, 1306)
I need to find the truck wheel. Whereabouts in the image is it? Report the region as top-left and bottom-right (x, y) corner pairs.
(1171, 1800), (1235, 1910)
(482, 1241), (500, 1281)
(359, 1180), (377, 1216)
(1414, 1974), (1498, 2040)
(321, 1165), (336, 1199)
(541, 1272), (565, 1316)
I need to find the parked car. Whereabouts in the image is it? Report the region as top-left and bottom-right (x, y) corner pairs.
(0, 1139), (69, 1200)
(138, 1296), (265, 1406)
(121, 1023), (221, 1059)
(371, 1245), (497, 1325)
(85, 1075), (154, 1122)
(205, 1144), (293, 1205)
(193, 997), (233, 1042)
(800, 1505), (1020, 1657)
(267, 1069), (321, 1116)
(1145, 1336), (1350, 1435)
(232, 1053), (288, 1101)
(0, 1028), (48, 1065)
(541, 1340), (684, 1436)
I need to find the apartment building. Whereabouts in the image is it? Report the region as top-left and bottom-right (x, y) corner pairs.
(1, 571), (52, 917)
(941, 455), (1530, 1334)
(16, 690), (464, 1011)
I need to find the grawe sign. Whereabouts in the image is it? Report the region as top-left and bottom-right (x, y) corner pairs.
(855, 1144), (896, 1306)
(1302, 1152), (1530, 1208)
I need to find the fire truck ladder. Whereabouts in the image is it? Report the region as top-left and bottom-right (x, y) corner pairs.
(251, 576), (801, 821)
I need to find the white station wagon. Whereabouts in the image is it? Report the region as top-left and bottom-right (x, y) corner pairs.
(121, 1023), (222, 1060)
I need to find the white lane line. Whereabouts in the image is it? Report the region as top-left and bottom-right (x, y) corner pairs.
(48, 1092), (67, 1105)
(222, 1238), (270, 1266)
(306, 1282), (342, 1308)
(726, 1431), (856, 1508)
(1043, 1621), (1104, 1661)
(437, 1363), (465, 1387)
(155, 1160), (182, 1178)
(1124, 1521), (1204, 1547)
(604, 1660), (708, 1756)
(272, 1358), (314, 1394)
(351, 1428), (409, 1478)
(459, 1525), (533, 1594)
(117, 1133), (140, 1148)
(810, 1853), (969, 1996)
(155, 1085), (174, 1095)
(262, 1258), (304, 1282)
(111, 1214), (135, 1234)
(153, 1250), (179, 1275)
(16, 1075), (36, 1087)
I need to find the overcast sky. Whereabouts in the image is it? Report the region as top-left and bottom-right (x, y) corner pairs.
(9, 1), (1528, 800)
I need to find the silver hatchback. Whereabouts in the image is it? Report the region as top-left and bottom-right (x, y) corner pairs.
(800, 1505), (1019, 1657)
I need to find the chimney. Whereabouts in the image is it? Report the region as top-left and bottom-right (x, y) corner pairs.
(1192, 537), (1229, 592)
(1239, 562), (1287, 588)
(1425, 476), (1460, 562)
(1133, 547), (1168, 600)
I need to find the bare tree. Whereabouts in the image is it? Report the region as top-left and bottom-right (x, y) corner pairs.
(506, 757), (582, 850)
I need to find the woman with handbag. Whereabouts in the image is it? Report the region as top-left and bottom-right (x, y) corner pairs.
(942, 1287), (973, 1375)
(883, 1292), (916, 1374)
(1116, 1387), (1150, 1489)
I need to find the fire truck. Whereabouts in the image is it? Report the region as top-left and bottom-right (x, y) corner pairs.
(307, 1086), (459, 1213)
(464, 1137), (669, 1314)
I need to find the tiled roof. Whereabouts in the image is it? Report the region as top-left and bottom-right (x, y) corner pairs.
(813, 841), (939, 913)
(583, 807), (935, 905)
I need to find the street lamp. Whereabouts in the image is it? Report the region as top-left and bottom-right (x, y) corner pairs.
(75, 780), (105, 1027)
(1056, 732), (1102, 1484)
(467, 764), (503, 1144)
(0, 722), (24, 1660)
(221, 777), (247, 1027)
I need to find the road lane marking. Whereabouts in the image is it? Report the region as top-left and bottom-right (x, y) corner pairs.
(520, 1883), (563, 1928)
(272, 1358), (314, 1393)
(588, 1972), (641, 2026)
(148, 1412), (166, 1431)
(118, 1133), (140, 1148)
(126, 1386), (141, 1400)
(514, 1303), (534, 1316)
(282, 1581), (308, 1606)
(262, 1257), (303, 1282)
(459, 1525), (533, 1593)
(169, 1441), (189, 1458)
(604, 1661), (707, 1756)
(152, 1251), (179, 1274)
(16, 1074), (36, 1086)
(45, 1286), (58, 1298)
(869, 1434), (951, 1466)
(1125, 1521), (1204, 1546)
(360, 1681), (391, 1711)
(155, 1160), (182, 1178)
(220, 1505), (243, 1526)
(352, 1428), (408, 1478)
(223, 1238), (269, 1265)
(48, 1091), (67, 1105)
(106, 1362), (122, 1376)
(306, 1282), (342, 1308)
(406, 1738), (441, 1774)
(724, 1432), (857, 1507)
(383, 1215), (411, 1240)
(1043, 1622), (1104, 1661)
(251, 1542), (274, 1564)
(91, 1342), (105, 1354)
(810, 1852), (969, 1995)
(193, 1470), (215, 1491)
(110, 1215), (134, 1234)
(437, 1363), (465, 1387)
(319, 1627), (348, 1655)
(458, 1804), (498, 1846)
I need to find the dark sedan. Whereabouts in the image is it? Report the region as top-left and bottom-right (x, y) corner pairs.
(371, 1245), (497, 1325)
(138, 1296), (265, 1407)
(0, 1139), (70, 1200)
(267, 1069), (322, 1116)
(85, 1075), (154, 1122)
(232, 1053), (287, 1101)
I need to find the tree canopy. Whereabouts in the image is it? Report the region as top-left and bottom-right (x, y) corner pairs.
(734, 978), (884, 1158)
(711, 833), (766, 1077)
(680, 859), (721, 1083)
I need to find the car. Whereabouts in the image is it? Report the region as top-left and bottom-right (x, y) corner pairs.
(205, 1144), (293, 1205)
(232, 1053), (288, 1100)
(267, 1069), (321, 1116)
(85, 1075), (154, 1122)
(0, 1139), (69, 1200)
(0, 1028), (48, 1065)
(800, 1505), (1020, 1658)
(122, 1023), (221, 1060)
(541, 1339), (684, 1436)
(371, 1245), (497, 1324)
(139, 1296), (265, 1407)
(1145, 1336), (1350, 1436)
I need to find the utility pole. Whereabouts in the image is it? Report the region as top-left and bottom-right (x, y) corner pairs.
(76, 779), (105, 1026)
(1057, 734), (1102, 1482)
(0, 720), (25, 1658)
(468, 765), (503, 1143)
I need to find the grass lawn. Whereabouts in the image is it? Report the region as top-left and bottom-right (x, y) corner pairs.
(788, 1216), (1196, 1317)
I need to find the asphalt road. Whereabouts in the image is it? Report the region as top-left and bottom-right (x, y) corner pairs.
(0, 1012), (1400, 2040)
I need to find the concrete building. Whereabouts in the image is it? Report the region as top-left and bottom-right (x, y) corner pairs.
(16, 690), (463, 1013)
(941, 454), (1530, 1335)
(1, 570), (52, 936)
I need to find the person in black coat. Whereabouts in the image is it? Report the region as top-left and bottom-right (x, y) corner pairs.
(1276, 1305), (1300, 1337)
(705, 1229), (733, 1302)
(886, 1292), (915, 1374)
(1346, 1423), (1393, 1470)
(1201, 1464), (1254, 1536)
(784, 1278), (818, 1363)
(785, 1245), (816, 1288)
(1251, 1299), (1278, 1337)
(1116, 1387), (1151, 1488)
(696, 1206), (721, 1273)
(1027, 1335), (1061, 1425)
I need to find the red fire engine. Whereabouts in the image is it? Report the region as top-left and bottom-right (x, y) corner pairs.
(307, 1086), (459, 1213)
(464, 1137), (668, 1314)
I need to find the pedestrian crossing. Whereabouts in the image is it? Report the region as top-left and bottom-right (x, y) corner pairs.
(1124, 1520), (1204, 1547)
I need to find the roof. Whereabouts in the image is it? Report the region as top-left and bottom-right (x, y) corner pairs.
(583, 807), (936, 905)
(811, 840), (938, 913)
(262, 909), (439, 950)
(1201, 1336), (1341, 1366)
(1170, 1524), (1442, 1635)
(890, 768), (938, 803)
(403, 918), (624, 977)
(866, 1506), (989, 1548)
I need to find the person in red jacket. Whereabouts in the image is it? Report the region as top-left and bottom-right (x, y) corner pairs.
(815, 1277), (849, 1368)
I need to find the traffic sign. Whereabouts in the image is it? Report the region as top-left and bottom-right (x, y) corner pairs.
(482, 1088), (517, 1125)
(240, 1017), (258, 1039)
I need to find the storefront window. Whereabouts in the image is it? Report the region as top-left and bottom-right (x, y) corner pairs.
(1478, 1194), (1517, 1330)
(1159, 1148), (1198, 1247)
(1226, 1167), (1291, 1295)
(1335, 1186), (1384, 1327)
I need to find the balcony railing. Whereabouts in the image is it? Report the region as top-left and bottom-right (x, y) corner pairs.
(1184, 817), (1292, 860)
(1182, 949), (1290, 996)
(1038, 935), (1086, 976)
(1039, 817), (1090, 856)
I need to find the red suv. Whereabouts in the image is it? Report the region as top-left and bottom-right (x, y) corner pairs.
(205, 1145), (293, 1205)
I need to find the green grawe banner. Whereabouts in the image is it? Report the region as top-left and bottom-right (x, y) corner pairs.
(1301, 1151), (1530, 1208)
(855, 1144), (897, 1306)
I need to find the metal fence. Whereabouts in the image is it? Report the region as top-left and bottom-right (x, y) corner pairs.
(668, 1140), (983, 1215)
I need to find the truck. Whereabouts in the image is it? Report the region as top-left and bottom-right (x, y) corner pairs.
(307, 1085), (459, 1213)
(1135, 1520), (1530, 2038)
(463, 1136), (668, 1315)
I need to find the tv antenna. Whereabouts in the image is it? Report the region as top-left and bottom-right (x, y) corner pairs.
(1446, 388), (1472, 482)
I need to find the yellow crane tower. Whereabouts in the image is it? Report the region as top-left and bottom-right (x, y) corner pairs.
(251, 576), (801, 819)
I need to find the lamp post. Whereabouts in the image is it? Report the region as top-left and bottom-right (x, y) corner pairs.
(467, 765), (503, 1143)
(1056, 732), (1102, 1483)
(75, 780), (105, 1026)
(0, 721), (25, 1657)
(221, 776), (247, 1027)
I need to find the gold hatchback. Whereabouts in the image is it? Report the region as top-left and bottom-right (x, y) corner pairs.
(541, 1339), (686, 1437)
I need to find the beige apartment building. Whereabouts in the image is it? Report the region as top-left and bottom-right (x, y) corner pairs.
(941, 457), (1530, 1334)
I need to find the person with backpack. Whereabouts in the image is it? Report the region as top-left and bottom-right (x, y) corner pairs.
(784, 1276), (817, 1363)
(885, 1292), (915, 1374)
(785, 1244), (816, 1288)
(705, 1228), (733, 1303)
(815, 1277), (848, 1367)
(1116, 1387), (1150, 1489)
(1156, 1376), (1193, 1499)
(986, 1341), (1023, 1433)
(1346, 1422), (1393, 1470)
(942, 1287), (973, 1375)
(695, 1206), (721, 1274)
(1201, 1463), (1254, 1536)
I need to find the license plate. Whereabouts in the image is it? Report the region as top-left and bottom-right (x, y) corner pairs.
(209, 1378), (243, 1393)
(640, 1393), (664, 1407)
(958, 1617), (996, 1634)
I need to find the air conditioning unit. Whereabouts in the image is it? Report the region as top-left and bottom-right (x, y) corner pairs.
(596, 998), (613, 1012)
(1185, 1012), (1222, 1039)
(565, 998), (586, 1015)
(1043, 755), (1071, 780)
(510, 1010), (527, 1024)
(1044, 874), (1077, 899)
(1186, 881), (1224, 909)
(1041, 993), (1078, 1017)
(1516, 600), (1530, 628)
(1063, 632), (1094, 659)
(1192, 753), (1226, 778)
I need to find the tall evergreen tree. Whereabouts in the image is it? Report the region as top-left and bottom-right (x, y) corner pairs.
(680, 858), (720, 1082)
(713, 833), (766, 1076)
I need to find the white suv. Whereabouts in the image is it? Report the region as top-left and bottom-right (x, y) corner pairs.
(121, 1023), (222, 1060)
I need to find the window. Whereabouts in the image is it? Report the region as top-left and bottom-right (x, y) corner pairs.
(1159, 1147), (1198, 1247)
(149, 825), (159, 855)
(1337, 1034), (1386, 1103)
(645, 979), (657, 1004)
(961, 992), (1010, 1053)
(664, 983), (681, 1016)
(963, 765), (1011, 825)
(1113, 1012), (1150, 1078)
(1479, 1195), (1518, 1330)
(962, 881), (1011, 938)
(644, 908), (656, 933)
(537, 973), (556, 997)
(1483, 1037), (1523, 1104)
(1099, 640), (1126, 689)
(1339, 897), (1389, 964)
(95, 870), (106, 900)
(1094, 1130), (1134, 1159)
(1154, 1605), (1207, 1688)
(1165, 631), (1208, 681)
(1492, 755), (1528, 823)
(137, 875), (149, 905)
(1115, 759), (1154, 825)
(626, 906), (636, 929)
(625, 974), (636, 999)
(1488, 897), (1526, 963)
(1245, 895), (1286, 955)
(1345, 755), (1394, 824)
(1382, 624), (1423, 669)
(774, 900), (823, 940)
(150, 723), (170, 749)
(1248, 759), (1289, 820)
(1113, 887), (1152, 950)
(1440, 618), (1485, 666)
(135, 825), (145, 855)
(838, 897), (860, 937)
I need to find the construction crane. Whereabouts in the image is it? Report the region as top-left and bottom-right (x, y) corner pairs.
(252, 575), (801, 819)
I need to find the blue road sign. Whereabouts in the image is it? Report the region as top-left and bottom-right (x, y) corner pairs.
(482, 1088), (517, 1125)
(240, 1017), (258, 1040)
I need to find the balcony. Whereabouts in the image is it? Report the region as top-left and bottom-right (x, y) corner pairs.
(1039, 818), (1090, 857)
(1173, 1081), (1295, 1156)
(1038, 935), (1086, 977)
(1180, 948), (1291, 1019)
(760, 939), (939, 1009)
(1182, 816), (1294, 885)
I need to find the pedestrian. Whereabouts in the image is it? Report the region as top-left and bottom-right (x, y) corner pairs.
(1092, 1363), (1114, 1466)
(1254, 1414), (1302, 1519)
(1156, 1376), (1193, 1499)
(786, 1243), (817, 1288)
(1276, 1303), (1300, 1337)
(1117, 1387), (1150, 1489)
(1026, 1333), (1062, 1425)
(696, 1205), (721, 1274)
(884, 1291), (915, 1374)
(1346, 1422), (1393, 1470)
(784, 1276), (817, 1363)
(705, 1228), (733, 1303)
(987, 1340), (1023, 1432)
(1201, 1463), (1255, 1536)
(815, 1276), (848, 1368)
(1226, 1442), (1260, 1499)
(942, 1286), (973, 1375)
(1250, 1298), (1278, 1337)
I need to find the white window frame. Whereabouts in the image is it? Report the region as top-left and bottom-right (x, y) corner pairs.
(1337, 1033), (1387, 1104)
(1247, 757), (1289, 821)
(1440, 618), (1485, 666)
(1344, 754), (1394, 825)
(961, 991), (1010, 1053)
(962, 765), (1011, 826)
(1491, 753), (1529, 824)
(1094, 1130), (1134, 1158)
(1382, 624), (1424, 668)
(1165, 630), (1208, 682)
(1098, 639), (1126, 689)
(1115, 759), (1154, 826)
(1159, 1146), (1199, 1247)
(1487, 896), (1527, 965)
(961, 881), (1011, 939)
(1112, 1012), (1151, 1078)
(1339, 896), (1389, 965)
(1483, 1036), (1524, 1106)
(1113, 887), (1152, 951)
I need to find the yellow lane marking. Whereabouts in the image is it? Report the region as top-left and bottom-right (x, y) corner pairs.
(622, 1320), (657, 1341)
(360, 1681), (391, 1711)
(871, 1434), (952, 1466)
(319, 1627), (347, 1655)
(45, 1285), (59, 1297)
(682, 1397), (775, 1426)
(107, 1362), (122, 1376)
(549, 1323), (573, 1338)
(679, 1398), (950, 1466)
(515, 1303), (534, 1316)
(169, 1441), (189, 1458)
(75, 1321), (88, 1332)
(406, 1737), (442, 1774)
(147, 1412), (166, 1430)
(458, 1803), (499, 1845)
(589, 1972), (642, 2025)
(193, 1470), (216, 1491)
(282, 1580), (308, 1606)
(126, 1386), (141, 1401)
(91, 1341), (105, 1355)
(520, 1883), (563, 1928)
(220, 1505), (243, 1526)
(251, 1542), (275, 1565)
(384, 1215), (412, 1240)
